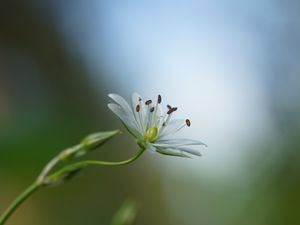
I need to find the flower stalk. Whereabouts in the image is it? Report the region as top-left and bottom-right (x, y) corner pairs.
(0, 182), (41, 225)
(0, 130), (145, 225)
(0, 92), (207, 225)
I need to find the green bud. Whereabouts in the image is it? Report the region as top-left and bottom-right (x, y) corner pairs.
(80, 130), (121, 152)
(58, 130), (120, 161)
(43, 167), (83, 186)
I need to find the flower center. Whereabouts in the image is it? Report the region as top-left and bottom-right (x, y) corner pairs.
(144, 126), (158, 143)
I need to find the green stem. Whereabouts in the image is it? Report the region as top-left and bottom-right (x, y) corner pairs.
(0, 182), (41, 225)
(47, 147), (146, 181)
(0, 147), (146, 225)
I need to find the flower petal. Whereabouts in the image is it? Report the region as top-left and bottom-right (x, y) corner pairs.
(131, 92), (147, 132)
(108, 93), (133, 115)
(155, 147), (191, 158)
(145, 144), (156, 152)
(158, 119), (185, 138)
(155, 138), (207, 147)
(153, 140), (203, 156)
(168, 146), (202, 156)
(108, 103), (141, 136)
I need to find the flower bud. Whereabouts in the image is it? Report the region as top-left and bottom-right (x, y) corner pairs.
(80, 130), (121, 152)
(59, 130), (120, 161)
(43, 167), (83, 186)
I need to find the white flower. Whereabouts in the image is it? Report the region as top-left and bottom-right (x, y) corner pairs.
(108, 93), (206, 158)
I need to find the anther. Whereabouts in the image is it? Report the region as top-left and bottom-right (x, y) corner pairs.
(185, 119), (191, 127)
(136, 104), (140, 112)
(150, 107), (155, 112)
(145, 99), (152, 105)
(167, 107), (178, 114)
(157, 95), (162, 104)
(138, 97), (142, 101)
(167, 105), (172, 110)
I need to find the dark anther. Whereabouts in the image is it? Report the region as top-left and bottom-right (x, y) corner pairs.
(167, 105), (172, 110)
(150, 107), (155, 112)
(158, 95), (162, 104)
(145, 99), (152, 105)
(162, 122), (166, 126)
(138, 97), (142, 101)
(167, 107), (178, 114)
(185, 119), (191, 127)
(136, 104), (140, 112)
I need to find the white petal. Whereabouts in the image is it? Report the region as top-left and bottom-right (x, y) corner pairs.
(108, 103), (141, 136)
(131, 92), (147, 132)
(158, 119), (185, 138)
(108, 93), (143, 134)
(155, 147), (191, 158)
(146, 144), (156, 152)
(108, 93), (133, 114)
(155, 138), (207, 147)
(167, 146), (201, 156)
(154, 104), (164, 127)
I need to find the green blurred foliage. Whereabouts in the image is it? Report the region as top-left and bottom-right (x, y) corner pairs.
(0, 1), (300, 225)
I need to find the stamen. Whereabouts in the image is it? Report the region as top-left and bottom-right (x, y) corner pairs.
(136, 104), (140, 112)
(186, 119), (191, 127)
(147, 106), (155, 129)
(167, 107), (178, 114)
(167, 105), (172, 110)
(157, 95), (162, 104)
(171, 119), (190, 135)
(145, 99), (152, 105)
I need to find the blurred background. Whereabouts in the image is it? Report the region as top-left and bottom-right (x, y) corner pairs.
(0, 0), (300, 224)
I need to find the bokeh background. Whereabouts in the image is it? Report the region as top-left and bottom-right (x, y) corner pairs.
(1, 1), (300, 225)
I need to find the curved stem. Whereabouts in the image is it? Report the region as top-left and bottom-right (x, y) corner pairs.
(0, 147), (146, 225)
(37, 145), (82, 182)
(0, 182), (41, 225)
(47, 147), (146, 181)
(37, 156), (61, 182)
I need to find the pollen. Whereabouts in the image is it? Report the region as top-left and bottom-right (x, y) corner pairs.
(167, 107), (178, 115)
(136, 104), (140, 112)
(186, 119), (191, 127)
(145, 99), (152, 105)
(157, 95), (162, 104)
